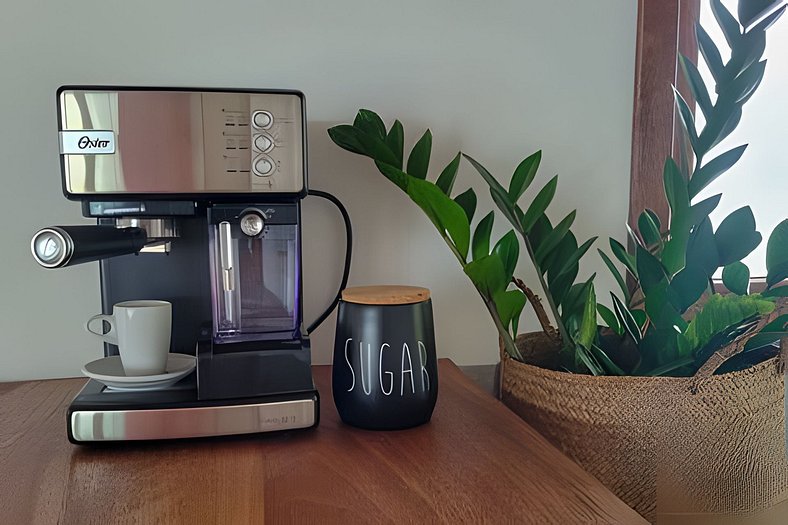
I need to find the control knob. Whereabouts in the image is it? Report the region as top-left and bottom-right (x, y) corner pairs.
(254, 133), (274, 152)
(252, 110), (273, 129)
(253, 155), (275, 176)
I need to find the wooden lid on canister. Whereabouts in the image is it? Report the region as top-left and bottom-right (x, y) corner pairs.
(341, 285), (431, 305)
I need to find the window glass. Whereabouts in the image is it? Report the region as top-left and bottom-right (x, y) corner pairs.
(695, 0), (787, 278)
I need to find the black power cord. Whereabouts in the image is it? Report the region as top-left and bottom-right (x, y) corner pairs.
(305, 189), (352, 334)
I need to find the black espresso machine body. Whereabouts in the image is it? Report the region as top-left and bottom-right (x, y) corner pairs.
(31, 86), (346, 443)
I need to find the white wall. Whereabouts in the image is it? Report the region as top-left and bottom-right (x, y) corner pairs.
(0, 0), (637, 380)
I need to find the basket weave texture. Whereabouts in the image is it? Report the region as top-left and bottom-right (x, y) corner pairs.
(501, 332), (788, 522)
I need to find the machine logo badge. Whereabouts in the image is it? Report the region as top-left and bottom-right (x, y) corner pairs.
(77, 136), (111, 150)
(59, 130), (115, 155)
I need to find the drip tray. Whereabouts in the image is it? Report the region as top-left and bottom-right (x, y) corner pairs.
(67, 377), (318, 443)
(196, 339), (315, 400)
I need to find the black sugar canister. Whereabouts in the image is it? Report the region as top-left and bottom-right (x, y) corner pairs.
(332, 285), (439, 430)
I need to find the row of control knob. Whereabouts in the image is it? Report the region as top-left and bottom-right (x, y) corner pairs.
(251, 110), (275, 177)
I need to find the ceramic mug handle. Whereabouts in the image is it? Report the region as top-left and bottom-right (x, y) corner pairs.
(86, 314), (118, 345)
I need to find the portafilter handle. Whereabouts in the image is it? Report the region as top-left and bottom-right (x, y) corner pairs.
(31, 225), (148, 268)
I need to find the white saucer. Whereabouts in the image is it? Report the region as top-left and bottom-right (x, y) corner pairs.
(81, 353), (197, 392)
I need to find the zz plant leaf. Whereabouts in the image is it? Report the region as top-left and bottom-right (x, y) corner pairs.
(722, 261), (750, 295)
(611, 293), (642, 345)
(766, 219), (788, 288)
(436, 153), (461, 196)
(739, 0), (785, 29)
(686, 218), (720, 276)
(697, 23), (726, 82)
(688, 145), (748, 198)
(670, 264), (708, 312)
(472, 212), (495, 261)
(597, 303), (623, 336)
(384, 120), (404, 168)
(520, 175), (558, 234)
(464, 254), (508, 299)
(508, 151), (541, 201)
(493, 230), (520, 283)
(662, 158), (691, 275)
(576, 284), (597, 350)
(454, 188), (477, 223)
(690, 194), (722, 226)
(638, 209), (662, 248)
(714, 206), (762, 266)
(679, 53), (713, 118)
(534, 211), (577, 265)
(711, 0), (741, 48)
(354, 109), (386, 140)
(743, 314), (788, 352)
(407, 130), (432, 179)
(610, 238), (637, 277)
(678, 294), (775, 356)
(598, 249), (630, 302)
(495, 289), (527, 338)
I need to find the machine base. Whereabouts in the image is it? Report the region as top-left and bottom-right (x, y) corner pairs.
(67, 376), (319, 443)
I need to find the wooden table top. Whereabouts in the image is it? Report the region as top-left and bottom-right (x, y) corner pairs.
(0, 359), (645, 524)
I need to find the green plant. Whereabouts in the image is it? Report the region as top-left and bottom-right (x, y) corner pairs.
(327, 0), (787, 378)
(328, 112), (527, 360)
(461, 156), (605, 374)
(594, 0), (788, 376)
(328, 112), (605, 372)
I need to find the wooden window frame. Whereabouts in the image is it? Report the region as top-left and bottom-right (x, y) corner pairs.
(629, 0), (699, 229)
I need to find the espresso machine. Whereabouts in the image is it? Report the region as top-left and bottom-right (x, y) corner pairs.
(30, 86), (350, 443)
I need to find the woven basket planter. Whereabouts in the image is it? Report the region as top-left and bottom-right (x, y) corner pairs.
(500, 332), (788, 522)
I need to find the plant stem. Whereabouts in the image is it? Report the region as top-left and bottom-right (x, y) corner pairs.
(440, 234), (523, 361)
(520, 233), (572, 349)
(484, 297), (523, 361)
(512, 277), (559, 343)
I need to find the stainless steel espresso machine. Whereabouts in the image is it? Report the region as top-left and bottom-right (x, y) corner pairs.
(30, 86), (350, 443)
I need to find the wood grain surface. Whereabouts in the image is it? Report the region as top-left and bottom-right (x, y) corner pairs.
(629, 0), (699, 231)
(341, 285), (430, 305)
(0, 360), (645, 524)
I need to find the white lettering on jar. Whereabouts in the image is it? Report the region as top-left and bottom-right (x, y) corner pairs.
(401, 343), (415, 396)
(379, 343), (393, 396)
(344, 338), (355, 392)
(418, 341), (429, 391)
(343, 338), (430, 396)
(359, 341), (372, 395)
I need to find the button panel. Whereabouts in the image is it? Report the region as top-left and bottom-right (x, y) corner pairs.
(246, 94), (304, 192)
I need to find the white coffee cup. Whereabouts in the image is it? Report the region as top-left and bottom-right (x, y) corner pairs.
(86, 300), (172, 376)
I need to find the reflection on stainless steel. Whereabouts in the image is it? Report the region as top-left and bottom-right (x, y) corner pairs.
(31, 225), (147, 268)
(218, 221), (236, 327)
(139, 242), (171, 254)
(114, 218), (179, 240)
(70, 397), (316, 441)
(31, 228), (72, 268)
(59, 89), (304, 194)
(239, 210), (265, 237)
